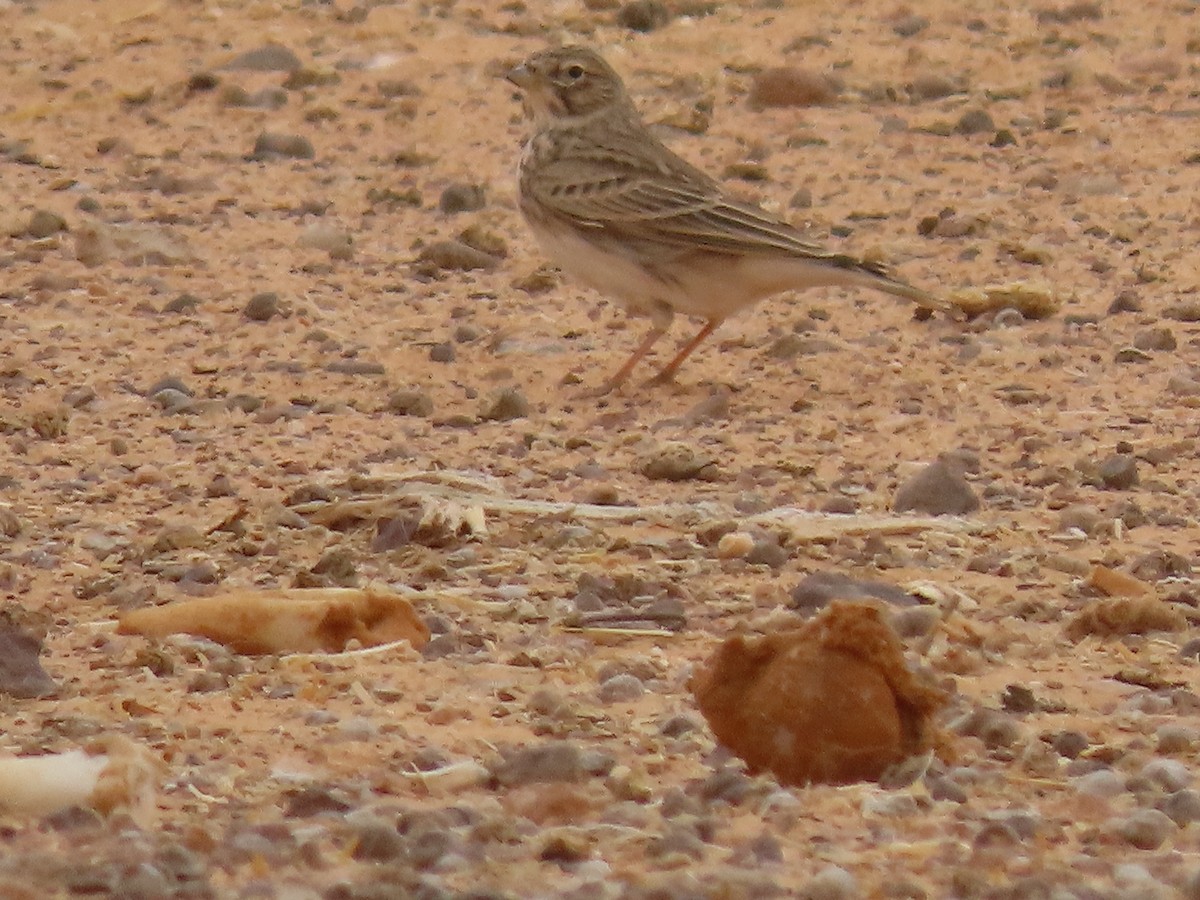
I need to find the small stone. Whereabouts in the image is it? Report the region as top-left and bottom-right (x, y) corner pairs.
(716, 531), (755, 559)
(956, 108), (995, 135)
(1141, 758), (1191, 792)
(891, 14), (929, 37)
(597, 673), (645, 703)
(251, 132), (315, 161)
(0, 625), (56, 698)
(749, 68), (840, 108)
(951, 707), (1022, 748)
(224, 43), (303, 72)
(1163, 301), (1200, 322)
(243, 292), (282, 322)
(416, 240), (499, 273)
(616, 0), (672, 32)
(298, 224), (353, 260)
(908, 73), (961, 101)
(490, 742), (614, 787)
(1073, 768), (1124, 799)
(1163, 789), (1200, 827)
(1132, 327), (1176, 351)
(1051, 731), (1090, 759)
(1113, 809), (1176, 850)
(351, 818), (404, 862)
(1166, 374), (1200, 396)
(387, 389), (433, 417)
(162, 293), (201, 314)
(429, 342), (455, 363)
(799, 865), (858, 900)
(26, 209), (67, 238)
(637, 442), (719, 482)
(479, 387), (528, 422)
(893, 457), (980, 515)
(1157, 724), (1197, 753)
(438, 184), (486, 214)
(1097, 454), (1138, 490)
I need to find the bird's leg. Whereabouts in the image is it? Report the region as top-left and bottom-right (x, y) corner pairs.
(645, 319), (718, 386)
(580, 322), (669, 397)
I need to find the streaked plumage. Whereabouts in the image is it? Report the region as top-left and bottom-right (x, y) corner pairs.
(508, 45), (954, 395)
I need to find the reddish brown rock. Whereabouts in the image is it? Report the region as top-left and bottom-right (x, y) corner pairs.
(691, 601), (947, 785)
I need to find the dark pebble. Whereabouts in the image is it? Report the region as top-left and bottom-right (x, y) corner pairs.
(479, 387), (529, 422)
(1097, 454), (1138, 490)
(243, 291), (282, 321)
(789, 570), (918, 613)
(0, 625), (56, 698)
(162, 293), (201, 314)
(224, 43), (303, 72)
(616, 0), (672, 32)
(956, 108), (995, 135)
(893, 457), (980, 515)
(27, 209), (67, 238)
(1133, 327), (1176, 351)
(1051, 730), (1090, 759)
(438, 183), (486, 214)
(490, 741), (615, 787)
(892, 14), (929, 36)
(350, 818), (404, 862)
(284, 785), (354, 818)
(1163, 789), (1200, 827)
(387, 389), (434, 417)
(251, 132), (315, 160)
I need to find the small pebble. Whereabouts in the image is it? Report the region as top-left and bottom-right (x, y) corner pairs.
(1113, 808), (1176, 850)
(716, 531), (755, 559)
(224, 43), (303, 72)
(251, 132), (315, 160)
(597, 673), (645, 703)
(479, 387), (528, 422)
(243, 292), (282, 322)
(1141, 758), (1192, 792)
(26, 209), (67, 238)
(956, 108), (995, 135)
(1098, 454), (1138, 490)
(749, 68), (840, 108)
(1164, 789), (1200, 827)
(1073, 768), (1125, 799)
(387, 389), (433, 417)
(438, 184), (486, 214)
(417, 240), (499, 273)
(893, 457), (980, 515)
(1157, 724), (1197, 753)
(616, 0), (672, 32)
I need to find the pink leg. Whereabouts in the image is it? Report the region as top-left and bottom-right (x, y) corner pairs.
(582, 323), (668, 397)
(646, 319), (718, 385)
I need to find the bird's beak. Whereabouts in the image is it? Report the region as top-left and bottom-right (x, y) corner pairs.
(506, 63), (532, 89)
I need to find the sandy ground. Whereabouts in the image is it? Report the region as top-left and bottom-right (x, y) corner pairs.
(2, 0), (1200, 896)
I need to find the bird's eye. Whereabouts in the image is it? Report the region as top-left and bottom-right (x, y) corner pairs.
(566, 64), (585, 80)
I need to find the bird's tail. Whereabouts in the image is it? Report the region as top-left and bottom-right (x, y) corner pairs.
(835, 255), (963, 318)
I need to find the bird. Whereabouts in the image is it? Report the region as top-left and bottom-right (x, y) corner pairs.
(507, 45), (957, 396)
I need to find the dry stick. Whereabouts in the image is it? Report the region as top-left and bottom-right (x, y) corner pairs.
(315, 468), (982, 539)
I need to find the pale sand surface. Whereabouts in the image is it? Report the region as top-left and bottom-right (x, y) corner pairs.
(1, 0), (1199, 896)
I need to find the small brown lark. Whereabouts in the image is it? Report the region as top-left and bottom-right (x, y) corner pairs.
(508, 45), (955, 396)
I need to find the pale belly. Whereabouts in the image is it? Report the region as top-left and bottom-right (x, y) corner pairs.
(527, 219), (873, 326)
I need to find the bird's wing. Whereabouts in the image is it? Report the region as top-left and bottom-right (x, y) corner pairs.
(526, 150), (851, 263)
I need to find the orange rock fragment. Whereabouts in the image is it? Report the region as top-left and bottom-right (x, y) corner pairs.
(118, 587), (429, 654)
(1065, 595), (1186, 641)
(690, 601), (947, 786)
(1085, 564), (1149, 597)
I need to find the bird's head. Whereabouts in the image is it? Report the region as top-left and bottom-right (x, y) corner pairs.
(507, 46), (631, 126)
